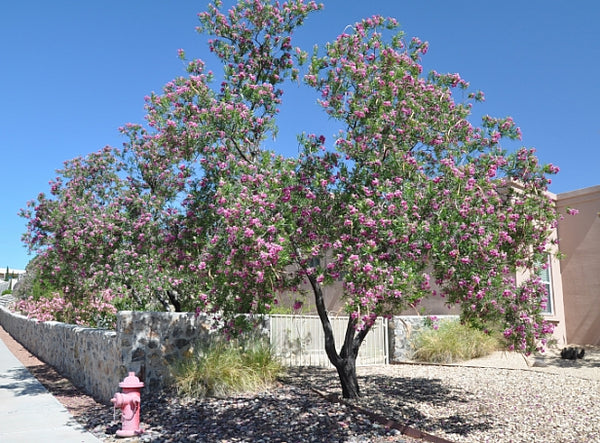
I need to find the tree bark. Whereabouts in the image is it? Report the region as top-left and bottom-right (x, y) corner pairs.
(337, 315), (371, 398)
(166, 290), (182, 312)
(335, 352), (360, 398)
(307, 273), (372, 399)
(308, 274), (341, 367)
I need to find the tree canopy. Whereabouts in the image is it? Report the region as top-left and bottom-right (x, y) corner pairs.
(21, 0), (564, 397)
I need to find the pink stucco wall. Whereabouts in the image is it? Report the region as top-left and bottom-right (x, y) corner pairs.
(556, 185), (600, 345)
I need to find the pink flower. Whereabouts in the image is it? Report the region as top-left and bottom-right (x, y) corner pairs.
(256, 271), (264, 283)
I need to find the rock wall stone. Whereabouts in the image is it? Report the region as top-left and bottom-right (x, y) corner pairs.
(116, 311), (219, 395)
(389, 315), (459, 362)
(0, 306), (119, 403)
(1, 306), (457, 403)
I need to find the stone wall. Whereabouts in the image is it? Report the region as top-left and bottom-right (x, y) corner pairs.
(0, 306), (120, 403)
(118, 312), (273, 395)
(0, 308), (264, 403)
(0, 306), (456, 403)
(117, 311), (221, 394)
(389, 315), (459, 362)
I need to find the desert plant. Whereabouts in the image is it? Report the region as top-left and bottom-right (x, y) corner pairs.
(21, 0), (565, 398)
(171, 335), (284, 398)
(411, 320), (500, 363)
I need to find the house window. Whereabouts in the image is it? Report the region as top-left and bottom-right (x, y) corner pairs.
(538, 258), (553, 315)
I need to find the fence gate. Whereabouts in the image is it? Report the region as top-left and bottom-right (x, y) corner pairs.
(269, 314), (388, 367)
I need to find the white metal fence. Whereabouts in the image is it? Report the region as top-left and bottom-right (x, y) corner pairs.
(269, 314), (388, 367)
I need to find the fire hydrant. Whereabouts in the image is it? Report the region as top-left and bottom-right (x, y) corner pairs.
(111, 372), (144, 437)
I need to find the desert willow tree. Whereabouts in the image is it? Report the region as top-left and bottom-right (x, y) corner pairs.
(23, 0), (563, 397)
(19, 143), (193, 324)
(139, 0), (560, 398)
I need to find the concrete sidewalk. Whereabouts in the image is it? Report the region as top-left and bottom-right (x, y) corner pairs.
(0, 335), (100, 442)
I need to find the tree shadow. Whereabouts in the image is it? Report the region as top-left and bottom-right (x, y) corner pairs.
(75, 366), (496, 441)
(285, 367), (494, 437)
(77, 385), (410, 442)
(532, 353), (600, 370)
(26, 363), (84, 397)
(0, 366), (48, 396)
(359, 372), (493, 436)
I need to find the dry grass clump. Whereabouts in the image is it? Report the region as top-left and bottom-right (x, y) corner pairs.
(171, 336), (284, 398)
(411, 320), (500, 364)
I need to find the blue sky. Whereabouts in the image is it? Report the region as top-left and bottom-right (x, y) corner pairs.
(1, 0), (598, 270)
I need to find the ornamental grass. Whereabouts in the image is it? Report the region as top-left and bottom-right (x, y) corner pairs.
(411, 320), (501, 364)
(171, 335), (284, 398)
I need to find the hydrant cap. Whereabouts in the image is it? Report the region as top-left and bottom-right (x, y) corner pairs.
(119, 371), (144, 388)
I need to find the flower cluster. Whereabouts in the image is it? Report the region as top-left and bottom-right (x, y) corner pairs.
(14, 289), (118, 328)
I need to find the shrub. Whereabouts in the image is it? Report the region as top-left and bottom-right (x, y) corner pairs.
(13, 289), (118, 328)
(411, 320), (500, 363)
(171, 335), (284, 398)
(1, 289), (12, 295)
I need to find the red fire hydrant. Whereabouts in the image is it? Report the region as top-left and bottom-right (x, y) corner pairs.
(111, 372), (144, 437)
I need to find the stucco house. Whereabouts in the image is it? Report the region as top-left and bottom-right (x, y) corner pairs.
(555, 185), (600, 346)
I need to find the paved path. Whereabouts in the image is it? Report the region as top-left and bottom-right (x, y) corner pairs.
(0, 335), (100, 443)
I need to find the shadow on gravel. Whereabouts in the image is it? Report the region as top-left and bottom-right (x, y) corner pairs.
(286, 367), (494, 438)
(27, 364), (85, 397)
(532, 353), (600, 370)
(360, 372), (493, 436)
(75, 366), (496, 441)
(78, 384), (410, 442)
(149, 392), (386, 442)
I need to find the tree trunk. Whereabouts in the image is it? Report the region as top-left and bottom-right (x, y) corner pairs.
(335, 354), (360, 398)
(166, 290), (182, 312)
(306, 272), (370, 399)
(336, 314), (369, 399)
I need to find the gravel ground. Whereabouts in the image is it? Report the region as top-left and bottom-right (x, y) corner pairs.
(296, 363), (600, 443)
(83, 382), (422, 443)
(2, 320), (599, 442)
(76, 355), (600, 443)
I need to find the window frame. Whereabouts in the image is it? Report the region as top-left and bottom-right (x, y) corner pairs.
(538, 256), (554, 315)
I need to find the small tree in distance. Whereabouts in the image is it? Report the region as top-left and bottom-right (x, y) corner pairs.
(22, 0), (565, 398)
